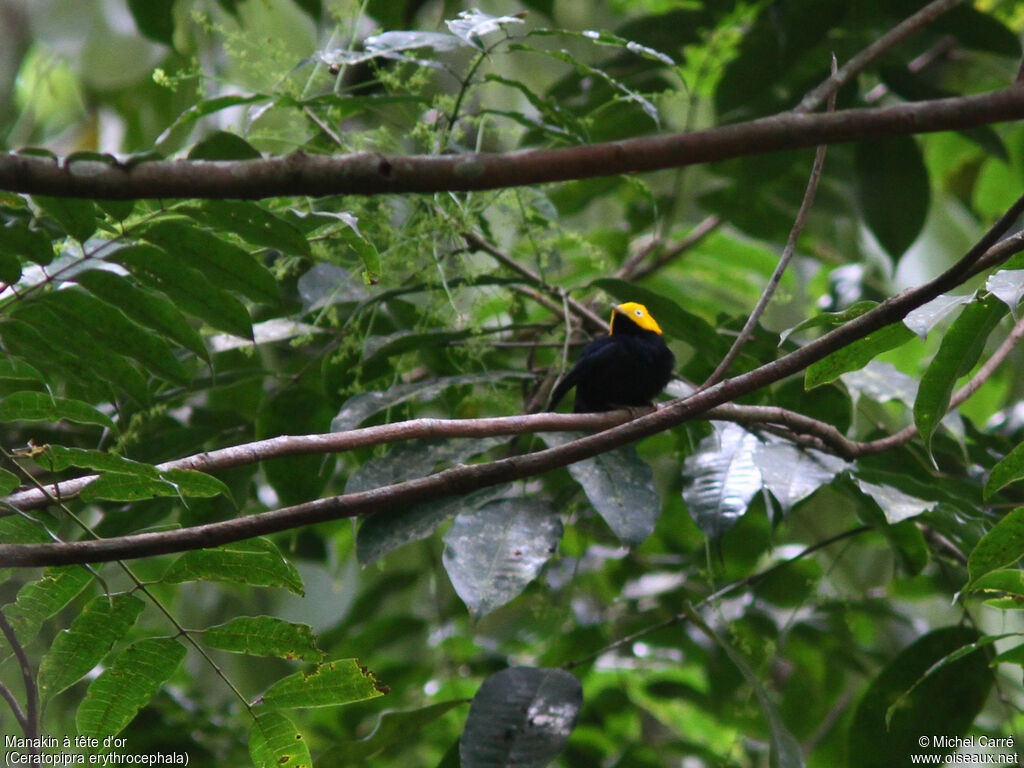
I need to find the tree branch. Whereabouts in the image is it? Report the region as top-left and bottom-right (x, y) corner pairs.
(796, 0), (965, 113)
(3, 87), (1024, 200)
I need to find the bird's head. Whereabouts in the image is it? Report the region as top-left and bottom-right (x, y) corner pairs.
(610, 302), (664, 335)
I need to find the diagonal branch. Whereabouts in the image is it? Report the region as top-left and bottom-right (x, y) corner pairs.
(3, 87), (1024, 200)
(796, 0), (965, 113)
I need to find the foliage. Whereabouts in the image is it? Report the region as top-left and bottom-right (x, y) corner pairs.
(0, 1), (1023, 767)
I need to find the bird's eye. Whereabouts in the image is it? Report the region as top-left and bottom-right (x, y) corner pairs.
(634, 309), (643, 317)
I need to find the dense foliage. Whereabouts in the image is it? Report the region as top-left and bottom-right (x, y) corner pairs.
(1, 1), (1024, 767)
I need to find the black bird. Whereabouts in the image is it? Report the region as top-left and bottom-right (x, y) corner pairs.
(550, 302), (675, 413)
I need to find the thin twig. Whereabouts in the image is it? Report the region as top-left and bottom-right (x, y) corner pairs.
(0, 609), (38, 745)
(464, 231), (607, 331)
(618, 215), (724, 284)
(796, 0), (965, 113)
(700, 56), (838, 391)
(563, 525), (871, 669)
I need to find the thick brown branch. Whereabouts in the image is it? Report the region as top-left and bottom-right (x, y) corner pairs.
(3, 87), (1024, 200)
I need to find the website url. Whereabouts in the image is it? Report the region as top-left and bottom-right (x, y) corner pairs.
(910, 755), (1019, 765)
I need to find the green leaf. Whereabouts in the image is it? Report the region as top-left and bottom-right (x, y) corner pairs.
(847, 626), (991, 768)
(2, 566), (94, 647)
(112, 244), (254, 339)
(592, 277), (730, 362)
(320, 700), (466, 762)
(156, 94), (269, 147)
(0, 219), (54, 265)
(985, 440), (1024, 500)
(779, 301), (877, 344)
(126, 0), (175, 45)
(460, 667), (582, 768)
(79, 468), (231, 503)
(12, 304), (150, 404)
(258, 387), (334, 506)
(258, 658), (387, 709)
(32, 196), (97, 242)
(183, 200), (311, 257)
(543, 433), (659, 545)
(443, 498), (562, 619)
(0, 391), (116, 431)
(74, 269), (209, 362)
(0, 250), (21, 284)
(161, 538), (305, 595)
(915, 295), (1005, 453)
(142, 220), (280, 305)
(38, 593), (146, 700)
(249, 712), (311, 768)
(854, 136), (930, 260)
(966, 508), (1024, 587)
(351, 438), (510, 564)
(682, 423), (762, 539)
(76, 637), (186, 737)
(96, 199), (135, 221)
(188, 131), (262, 160)
(855, 479), (936, 525)
(805, 324), (914, 389)
(39, 446), (160, 477)
(42, 288), (189, 384)
(0, 467), (18, 495)
(200, 616), (325, 662)
(0, 357), (44, 383)
(968, 568), (1024, 596)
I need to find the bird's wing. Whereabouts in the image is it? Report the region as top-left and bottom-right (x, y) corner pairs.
(548, 337), (616, 410)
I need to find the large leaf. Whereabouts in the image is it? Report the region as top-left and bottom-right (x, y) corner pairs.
(42, 288), (189, 384)
(460, 667), (582, 768)
(352, 438), (510, 564)
(182, 200), (311, 257)
(854, 136), (930, 260)
(249, 712), (311, 768)
(38, 593), (146, 700)
(200, 616), (325, 663)
(965, 507), (1024, 587)
(257, 658), (386, 709)
(79, 468), (231, 503)
(443, 498), (562, 619)
(914, 295), (1005, 453)
(753, 443), (850, 515)
(682, 422), (762, 539)
(160, 538), (304, 595)
(76, 637), (186, 737)
(112, 244), (254, 339)
(847, 626), (992, 768)
(542, 433), (659, 545)
(141, 220), (280, 304)
(805, 324), (914, 390)
(0, 391), (116, 431)
(73, 269), (209, 362)
(2, 566), (94, 648)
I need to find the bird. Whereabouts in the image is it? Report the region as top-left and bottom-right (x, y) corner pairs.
(549, 302), (675, 413)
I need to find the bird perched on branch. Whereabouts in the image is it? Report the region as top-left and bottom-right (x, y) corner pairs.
(549, 302), (674, 413)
